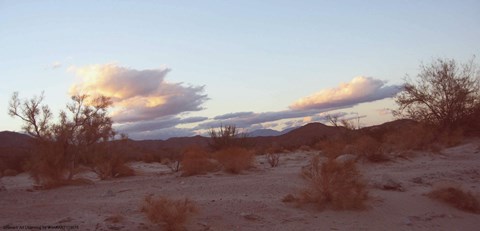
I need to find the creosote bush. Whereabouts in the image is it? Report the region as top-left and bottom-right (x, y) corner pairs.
(141, 195), (197, 231)
(316, 140), (347, 159)
(8, 92), (130, 187)
(214, 147), (255, 174)
(351, 135), (388, 162)
(181, 146), (219, 176)
(299, 156), (368, 210)
(91, 151), (134, 180)
(394, 57), (480, 131)
(427, 185), (480, 214)
(382, 124), (437, 151)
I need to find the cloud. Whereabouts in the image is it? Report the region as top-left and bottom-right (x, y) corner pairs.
(290, 76), (401, 110)
(195, 107), (346, 130)
(376, 108), (393, 116)
(115, 116), (208, 133)
(213, 112), (255, 120)
(50, 61), (62, 69)
(127, 127), (197, 140)
(69, 64), (209, 123)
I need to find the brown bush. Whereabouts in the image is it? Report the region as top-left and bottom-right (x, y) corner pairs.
(25, 141), (69, 188)
(436, 128), (464, 148)
(383, 124), (436, 151)
(141, 153), (160, 163)
(316, 140), (347, 159)
(299, 156), (368, 210)
(213, 147), (255, 174)
(351, 136), (388, 162)
(141, 195), (197, 231)
(181, 146), (220, 176)
(92, 152), (134, 180)
(427, 185), (480, 214)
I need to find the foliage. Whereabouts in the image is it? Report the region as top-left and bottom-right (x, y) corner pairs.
(427, 185), (480, 214)
(208, 124), (248, 151)
(213, 147), (255, 174)
(394, 58), (480, 130)
(299, 156), (368, 210)
(351, 135), (388, 162)
(8, 92), (123, 186)
(181, 145), (219, 176)
(141, 195), (197, 231)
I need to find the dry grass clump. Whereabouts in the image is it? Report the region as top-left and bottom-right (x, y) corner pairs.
(214, 147), (255, 174)
(25, 141), (69, 187)
(427, 184), (480, 214)
(266, 152), (280, 167)
(299, 156), (368, 210)
(181, 146), (220, 176)
(351, 136), (389, 162)
(141, 195), (197, 231)
(436, 128), (464, 148)
(383, 124), (436, 151)
(91, 152), (134, 180)
(316, 140), (347, 159)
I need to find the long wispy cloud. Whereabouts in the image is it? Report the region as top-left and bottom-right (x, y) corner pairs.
(69, 64), (209, 123)
(195, 76), (399, 132)
(290, 76), (401, 110)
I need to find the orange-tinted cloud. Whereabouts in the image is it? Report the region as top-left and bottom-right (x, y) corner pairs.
(290, 76), (400, 110)
(69, 64), (208, 123)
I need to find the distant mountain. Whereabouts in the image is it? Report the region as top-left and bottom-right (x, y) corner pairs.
(0, 131), (33, 172)
(0, 119), (424, 162)
(247, 127), (299, 137)
(0, 131), (32, 148)
(248, 129), (282, 137)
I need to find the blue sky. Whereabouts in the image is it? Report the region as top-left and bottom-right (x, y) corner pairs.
(1, 1), (479, 139)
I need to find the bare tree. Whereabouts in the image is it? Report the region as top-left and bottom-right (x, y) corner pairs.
(394, 58), (480, 130)
(208, 124), (248, 151)
(325, 114), (340, 127)
(8, 92), (53, 139)
(8, 92), (120, 185)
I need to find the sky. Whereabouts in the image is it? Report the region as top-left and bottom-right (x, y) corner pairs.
(1, 0), (479, 140)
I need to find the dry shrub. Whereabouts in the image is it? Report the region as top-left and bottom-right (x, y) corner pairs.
(142, 153), (160, 163)
(266, 152), (280, 167)
(92, 152), (134, 180)
(214, 147), (255, 174)
(181, 146), (219, 176)
(383, 124), (436, 151)
(299, 156), (368, 210)
(25, 141), (69, 187)
(351, 136), (388, 162)
(141, 195), (197, 231)
(316, 140), (347, 159)
(436, 128), (464, 148)
(427, 184), (480, 214)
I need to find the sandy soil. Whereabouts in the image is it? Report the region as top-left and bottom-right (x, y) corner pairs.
(1, 139), (480, 231)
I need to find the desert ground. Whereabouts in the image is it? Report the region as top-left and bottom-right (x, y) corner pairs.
(1, 139), (480, 231)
